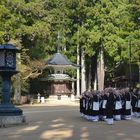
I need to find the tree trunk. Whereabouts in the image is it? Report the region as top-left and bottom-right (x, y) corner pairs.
(76, 44), (80, 97)
(81, 49), (86, 93)
(94, 71), (97, 90)
(91, 55), (98, 90)
(14, 53), (21, 104)
(14, 73), (21, 104)
(100, 47), (105, 90)
(97, 56), (100, 90)
(97, 47), (105, 91)
(87, 63), (91, 91)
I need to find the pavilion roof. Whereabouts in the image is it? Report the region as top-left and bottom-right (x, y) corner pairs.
(40, 74), (76, 82)
(46, 52), (77, 68)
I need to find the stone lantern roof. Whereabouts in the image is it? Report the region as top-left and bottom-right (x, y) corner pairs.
(0, 44), (19, 51)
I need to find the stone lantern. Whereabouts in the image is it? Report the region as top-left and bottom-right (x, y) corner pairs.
(0, 43), (25, 127)
(0, 44), (17, 70)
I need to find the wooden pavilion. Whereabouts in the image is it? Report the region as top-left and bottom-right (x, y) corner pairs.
(39, 52), (77, 99)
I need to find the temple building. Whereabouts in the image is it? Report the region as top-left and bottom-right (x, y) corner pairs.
(110, 63), (139, 88)
(45, 52), (76, 97)
(30, 52), (77, 100)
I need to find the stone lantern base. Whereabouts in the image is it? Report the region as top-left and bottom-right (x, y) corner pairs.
(0, 115), (26, 127)
(0, 104), (26, 127)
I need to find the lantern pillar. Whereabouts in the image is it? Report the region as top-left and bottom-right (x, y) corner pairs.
(2, 74), (11, 104)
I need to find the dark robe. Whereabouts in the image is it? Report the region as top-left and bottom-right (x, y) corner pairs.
(106, 93), (115, 119)
(120, 94), (125, 117)
(135, 94), (140, 113)
(79, 97), (83, 114)
(91, 94), (100, 116)
(124, 92), (131, 116)
(100, 94), (108, 117)
(84, 97), (89, 115)
(131, 93), (138, 113)
(88, 98), (93, 116)
(81, 97), (87, 115)
(114, 94), (122, 115)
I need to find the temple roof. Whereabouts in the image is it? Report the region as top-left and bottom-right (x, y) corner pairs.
(46, 52), (77, 68)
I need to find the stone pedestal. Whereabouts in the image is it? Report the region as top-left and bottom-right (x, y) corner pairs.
(0, 104), (26, 127)
(0, 115), (26, 127)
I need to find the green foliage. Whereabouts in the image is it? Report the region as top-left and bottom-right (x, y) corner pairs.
(0, 0), (139, 93)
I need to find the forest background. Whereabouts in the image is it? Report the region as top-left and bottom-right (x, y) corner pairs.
(0, 0), (140, 101)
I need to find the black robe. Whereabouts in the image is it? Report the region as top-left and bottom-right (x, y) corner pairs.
(106, 93), (115, 119)
(124, 92), (131, 116)
(100, 94), (108, 117)
(91, 94), (100, 116)
(79, 97), (83, 114)
(120, 94), (125, 116)
(131, 93), (138, 113)
(114, 94), (122, 115)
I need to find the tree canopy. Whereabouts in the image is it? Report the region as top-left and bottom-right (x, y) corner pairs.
(0, 0), (139, 93)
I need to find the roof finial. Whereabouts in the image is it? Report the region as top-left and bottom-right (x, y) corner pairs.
(57, 31), (60, 53)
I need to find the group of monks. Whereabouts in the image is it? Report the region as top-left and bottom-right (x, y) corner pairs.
(79, 87), (140, 125)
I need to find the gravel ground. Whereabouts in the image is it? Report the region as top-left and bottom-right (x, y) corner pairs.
(0, 101), (140, 140)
